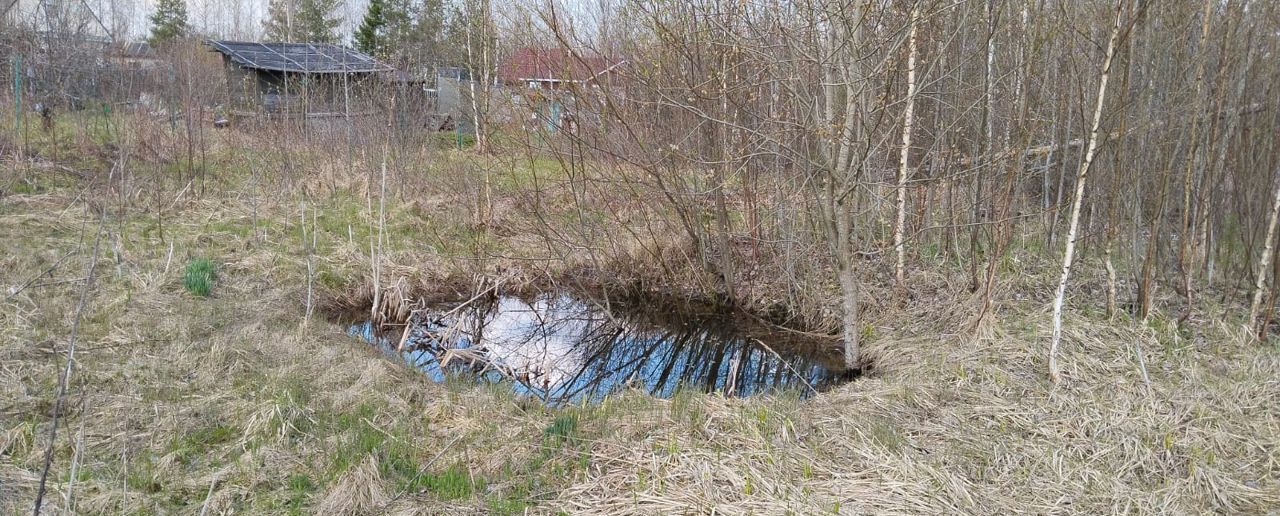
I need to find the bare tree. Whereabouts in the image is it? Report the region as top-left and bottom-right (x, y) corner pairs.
(1049, 0), (1131, 383)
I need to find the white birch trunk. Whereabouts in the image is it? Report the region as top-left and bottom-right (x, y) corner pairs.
(1049, 3), (1124, 383)
(894, 5), (919, 287)
(465, 1), (486, 151)
(1248, 166), (1280, 335)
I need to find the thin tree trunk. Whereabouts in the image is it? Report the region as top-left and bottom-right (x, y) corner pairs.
(715, 32), (736, 301)
(1260, 247), (1280, 338)
(971, 0), (998, 292)
(371, 158), (387, 323)
(1050, 105), (1073, 248)
(824, 6), (866, 371)
(1105, 239), (1117, 318)
(1207, 35), (1254, 288)
(837, 201), (860, 370)
(1105, 20), (1136, 320)
(1043, 102), (1059, 234)
(465, 0), (489, 152)
(302, 200), (313, 324)
(1138, 142), (1178, 321)
(894, 4), (919, 287)
(1177, 0), (1216, 324)
(1248, 165), (1280, 336)
(1049, 1), (1125, 383)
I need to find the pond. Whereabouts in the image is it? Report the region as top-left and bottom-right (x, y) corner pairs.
(347, 292), (854, 404)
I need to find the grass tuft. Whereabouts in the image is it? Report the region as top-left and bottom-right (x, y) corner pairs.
(416, 462), (481, 500)
(543, 413), (580, 444)
(184, 257), (216, 297)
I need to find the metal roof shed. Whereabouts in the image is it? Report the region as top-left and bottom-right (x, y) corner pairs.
(206, 40), (394, 116)
(205, 40), (392, 74)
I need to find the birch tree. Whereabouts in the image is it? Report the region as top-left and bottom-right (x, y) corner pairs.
(894, 3), (919, 287)
(1248, 166), (1280, 337)
(1049, 0), (1130, 383)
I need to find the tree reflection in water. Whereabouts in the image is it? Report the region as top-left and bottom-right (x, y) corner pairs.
(349, 294), (851, 404)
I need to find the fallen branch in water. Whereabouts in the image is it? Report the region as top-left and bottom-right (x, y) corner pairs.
(399, 275), (506, 351)
(753, 339), (819, 395)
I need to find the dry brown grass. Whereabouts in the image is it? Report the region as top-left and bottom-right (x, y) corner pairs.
(2, 112), (1279, 514)
(549, 308), (1280, 514)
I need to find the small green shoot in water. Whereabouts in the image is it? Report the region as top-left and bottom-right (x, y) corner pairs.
(184, 257), (215, 297)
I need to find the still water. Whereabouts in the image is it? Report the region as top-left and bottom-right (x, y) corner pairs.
(348, 293), (851, 404)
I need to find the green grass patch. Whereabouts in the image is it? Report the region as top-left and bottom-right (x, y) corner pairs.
(486, 489), (535, 515)
(170, 423), (239, 468)
(543, 413), (580, 445)
(433, 131), (476, 149)
(126, 453), (164, 494)
(283, 473), (316, 514)
(414, 462), (482, 500)
(183, 257), (216, 297)
(866, 418), (905, 452)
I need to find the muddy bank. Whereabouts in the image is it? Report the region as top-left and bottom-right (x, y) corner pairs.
(320, 259), (845, 344)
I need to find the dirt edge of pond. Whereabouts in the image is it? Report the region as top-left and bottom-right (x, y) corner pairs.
(321, 262), (826, 327)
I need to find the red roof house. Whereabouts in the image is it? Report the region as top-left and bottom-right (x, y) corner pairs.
(498, 47), (624, 90)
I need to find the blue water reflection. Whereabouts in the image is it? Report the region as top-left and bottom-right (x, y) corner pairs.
(347, 294), (849, 404)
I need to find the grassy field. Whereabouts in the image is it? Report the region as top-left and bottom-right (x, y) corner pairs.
(2, 113), (1279, 514)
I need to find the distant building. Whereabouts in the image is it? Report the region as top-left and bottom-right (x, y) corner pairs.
(205, 40), (393, 116)
(3, 30), (150, 107)
(110, 41), (162, 70)
(4, 4), (208, 108)
(498, 47), (623, 90)
(497, 47), (624, 133)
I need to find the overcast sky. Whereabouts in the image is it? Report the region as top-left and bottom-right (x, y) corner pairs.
(6, 0), (607, 44)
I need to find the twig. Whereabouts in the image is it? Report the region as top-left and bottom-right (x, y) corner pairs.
(401, 276), (504, 352)
(63, 392), (89, 513)
(33, 213), (106, 515)
(743, 311), (840, 341)
(4, 248), (75, 302)
(302, 200), (314, 325)
(23, 277), (88, 290)
(371, 158), (387, 323)
(386, 433), (466, 504)
(395, 313), (418, 352)
(163, 240), (174, 276)
(198, 473), (219, 516)
(752, 338), (818, 395)
(359, 417), (406, 445)
(437, 276), (504, 321)
(166, 178), (194, 211)
(1134, 335), (1152, 395)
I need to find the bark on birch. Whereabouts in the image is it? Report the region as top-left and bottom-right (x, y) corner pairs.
(894, 4), (919, 287)
(1049, 2), (1125, 383)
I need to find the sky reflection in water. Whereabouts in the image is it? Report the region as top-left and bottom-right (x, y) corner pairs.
(348, 294), (849, 404)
